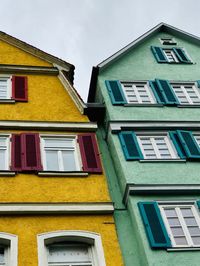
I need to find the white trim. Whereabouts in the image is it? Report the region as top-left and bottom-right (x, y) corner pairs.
(37, 231), (106, 266)
(0, 232), (18, 266)
(0, 203), (114, 214)
(109, 121), (200, 132)
(38, 171), (88, 177)
(0, 121), (97, 131)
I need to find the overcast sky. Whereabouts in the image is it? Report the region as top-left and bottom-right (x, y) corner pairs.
(0, 0), (199, 100)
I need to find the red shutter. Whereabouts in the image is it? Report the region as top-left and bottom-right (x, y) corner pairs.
(11, 134), (22, 171)
(21, 133), (42, 171)
(78, 133), (102, 173)
(12, 76), (28, 101)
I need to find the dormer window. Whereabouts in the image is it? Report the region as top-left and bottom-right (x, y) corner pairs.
(160, 37), (177, 45)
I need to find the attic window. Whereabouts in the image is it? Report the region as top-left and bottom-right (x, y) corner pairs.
(160, 38), (177, 45)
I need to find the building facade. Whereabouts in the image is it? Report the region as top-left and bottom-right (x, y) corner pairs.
(0, 32), (123, 265)
(88, 23), (200, 265)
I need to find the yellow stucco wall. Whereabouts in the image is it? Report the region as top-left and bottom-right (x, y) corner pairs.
(0, 39), (52, 66)
(0, 74), (88, 122)
(0, 215), (123, 266)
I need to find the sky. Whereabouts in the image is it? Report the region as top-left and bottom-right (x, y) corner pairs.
(0, 0), (199, 101)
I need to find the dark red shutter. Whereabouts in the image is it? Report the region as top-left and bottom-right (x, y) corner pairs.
(12, 76), (28, 101)
(78, 133), (102, 173)
(21, 133), (42, 171)
(11, 134), (22, 171)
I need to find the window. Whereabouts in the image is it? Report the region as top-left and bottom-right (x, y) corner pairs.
(160, 37), (177, 45)
(10, 133), (102, 173)
(120, 81), (156, 104)
(160, 204), (200, 247)
(151, 46), (192, 64)
(0, 77), (11, 99)
(137, 135), (178, 159)
(41, 137), (81, 171)
(0, 233), (18, 266)
(47, 242), (93, 266)
(37, 231), (106, 266)
(171, 82), (200, 105)
(0, 136), (10, 170)
(138, 201), (200, 249)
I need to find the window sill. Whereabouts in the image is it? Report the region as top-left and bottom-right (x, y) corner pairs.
(139, 159), (186, 163)
(124, 104), (163, 107)
(37, 171), (89, 177)
(0, 99), (15, 103)
(167, 247), (200, 252)
(0, 171), (16, 176)
(178, 105), (200, 108)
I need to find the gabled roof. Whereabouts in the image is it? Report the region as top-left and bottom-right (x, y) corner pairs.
(0, 30), (74, 82)
(88, 23), (200, 103)
(97, 22), (200, 68)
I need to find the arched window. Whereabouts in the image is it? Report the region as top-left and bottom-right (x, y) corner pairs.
(37, 231), (106, 266)
(0, 233), (18, 266)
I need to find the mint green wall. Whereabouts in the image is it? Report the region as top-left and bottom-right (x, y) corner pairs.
(97, 32), (200, 122)
(129, 195), (200, 266)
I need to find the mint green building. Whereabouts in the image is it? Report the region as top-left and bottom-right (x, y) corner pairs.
(87, 23), (200, 265)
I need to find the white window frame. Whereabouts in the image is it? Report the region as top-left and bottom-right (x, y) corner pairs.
(0, 232), (18, 266)
(163, 49), (179, 63)
(0, 135), (11, 171)
(40, 135), (81, 172)
(0, 76), (12, 100)
(171, 82), (200, 105)
(120, 81), (157, 104)
(136, 132), (179, 160)
(37, 230), (106, 266)
(159, 203), (200, 248)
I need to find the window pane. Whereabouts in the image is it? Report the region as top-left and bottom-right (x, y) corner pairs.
(164, 209), (177, 217)
(62, 151), (77, 171)
(0, 150), (6, 170)
(181, 208), (193, 217)
(44, 138), (74, 149)
(192, 236), (200, 245)
(46, 150), (59, 171)
(184, 217), (198, 226)
(171, 227), (184, 236)
(0, 247), (4, 264)
(167, 218), (181, 226)
(188, 227), (200, 236)
(174, 237), (188, 245)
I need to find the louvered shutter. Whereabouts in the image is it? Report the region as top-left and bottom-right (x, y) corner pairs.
(12, 76), (28, 101)
(21, 133), (42, 171)
(151, 46), (167, 63)
(173, 48), (191, 64)
(105, 80), (127, 105)
(149, 81), (165, 104)
(119, 131), (143, 160)
(78, 133), (102, 173)
(196, 201), (200, 209)
(176, 130), (200, 159)
(169, 131), (186, 159)
(11, 134), (22, 171)
(196, 80), (200, 88)
(138, 202), (171, 249)
(155, 79), (179, 105)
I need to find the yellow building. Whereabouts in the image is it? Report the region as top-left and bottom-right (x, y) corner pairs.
(0, 32), (123, 266)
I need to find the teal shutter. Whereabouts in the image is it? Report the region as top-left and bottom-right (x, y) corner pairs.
(138, 202), (171, 249)
(196, 201), (200, 209)
(176, 130), (200, 159)
(169, 131), (186, 159)
(149, 81), (165, 104)
(196, 80), (200, 88)
(173, 48), (191, 63)
(105, 80), (127, 105)
(151, 46), (167, 63)
(118, 131), (143, 160)
(155, 79), (179, 105)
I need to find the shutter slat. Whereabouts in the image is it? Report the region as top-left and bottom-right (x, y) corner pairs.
(78, 133), (102, 173)
(155, 79), (179, 105)
(173, 48), (191, 64)
(12, 76), (28, 101)
(11, 134), (22, 171)
(176, 130), (200, 159)
(105, 80), (127, 105)
(118, 131), (143, 160)
(151, 46), (167, 63)
(138, 202), (171, 248)
(21, 133), (42, 171)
